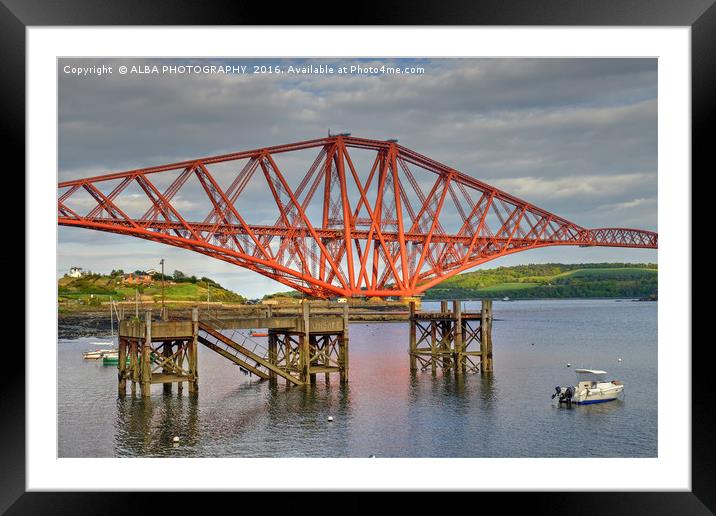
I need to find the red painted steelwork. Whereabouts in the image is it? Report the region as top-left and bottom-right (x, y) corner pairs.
(58, 136), (658, 298)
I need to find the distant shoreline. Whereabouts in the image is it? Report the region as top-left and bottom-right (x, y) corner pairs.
(423, 296), (657, 302)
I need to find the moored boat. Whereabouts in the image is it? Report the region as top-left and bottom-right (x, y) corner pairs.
(552, 369), (624, 406)
(102, 352), (130, 365)
(83, 348), (117, 360)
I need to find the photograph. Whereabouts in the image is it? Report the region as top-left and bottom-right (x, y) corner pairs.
(56, 57), (659, 459)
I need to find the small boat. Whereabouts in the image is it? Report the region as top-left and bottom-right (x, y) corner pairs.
(102, 352), (130, 366)
(552, 368), (624, 406)
(502, 296), (510, 302)
(83, 348), (117, 360)
(85, 301), (119, 359)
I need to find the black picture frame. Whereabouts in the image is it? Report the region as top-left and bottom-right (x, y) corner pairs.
(7, 0), (707, 513)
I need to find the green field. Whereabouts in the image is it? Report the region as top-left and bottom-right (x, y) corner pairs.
(423, 263), (657, 300)
(58, 273), (246, 306)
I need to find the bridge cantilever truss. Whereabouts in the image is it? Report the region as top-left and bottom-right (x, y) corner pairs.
(58, 135), (657, 298)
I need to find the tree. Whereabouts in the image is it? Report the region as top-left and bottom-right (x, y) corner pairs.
(173, 270), (185, 280)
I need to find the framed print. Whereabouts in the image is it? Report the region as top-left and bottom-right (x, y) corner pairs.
(8, 0), (709, 512)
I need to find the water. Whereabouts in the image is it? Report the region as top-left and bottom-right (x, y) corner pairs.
(58, 299), (657, 457)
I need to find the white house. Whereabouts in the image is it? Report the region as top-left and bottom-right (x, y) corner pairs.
(68, 267), (84, 278)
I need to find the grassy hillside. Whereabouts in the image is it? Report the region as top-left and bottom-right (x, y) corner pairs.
(58, 273), (246, 306)
(423, 263), (657, 300)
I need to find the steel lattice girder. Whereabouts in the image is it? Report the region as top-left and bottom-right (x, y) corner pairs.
(58, 136), (658, 298)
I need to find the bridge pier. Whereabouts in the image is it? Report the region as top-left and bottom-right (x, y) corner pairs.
(409, 299), (492, 375)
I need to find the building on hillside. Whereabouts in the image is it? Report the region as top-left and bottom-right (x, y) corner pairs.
(122, 272), (153, 285)
(68, 267), (86, 278)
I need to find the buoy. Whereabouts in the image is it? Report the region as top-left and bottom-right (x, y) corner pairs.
(327, 416), (334, 422)
(172, 436), (180, 443)
(566, 363), (571, 367)
(618, 358), (622, 362)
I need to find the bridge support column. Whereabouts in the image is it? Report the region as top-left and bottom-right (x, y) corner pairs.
(140, 310), (152, 398)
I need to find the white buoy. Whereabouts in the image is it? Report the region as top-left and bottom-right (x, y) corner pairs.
(172, 436), (180, 443)
(566, 363), (571, 367)
(327, 416), (334, 422)
(618, 358), (622, 362)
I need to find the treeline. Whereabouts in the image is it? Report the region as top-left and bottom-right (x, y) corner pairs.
(424, 263), (657, 300)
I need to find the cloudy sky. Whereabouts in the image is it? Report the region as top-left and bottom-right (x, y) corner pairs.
(58, 58), (657, 298)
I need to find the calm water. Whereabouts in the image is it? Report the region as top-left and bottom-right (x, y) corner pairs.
(58, 299), (657, 457)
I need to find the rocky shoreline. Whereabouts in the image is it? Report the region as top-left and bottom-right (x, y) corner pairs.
(58, 312), (117, 340)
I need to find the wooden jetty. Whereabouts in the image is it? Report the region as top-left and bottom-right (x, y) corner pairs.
(117, 303), (349, 396)
(116, 300), (492, 397)
(409, 300), (493, 375)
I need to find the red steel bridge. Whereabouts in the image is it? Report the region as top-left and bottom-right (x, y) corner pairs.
(58, 135), (657, 298)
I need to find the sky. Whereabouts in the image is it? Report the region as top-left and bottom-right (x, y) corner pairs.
(57, 58), (658, 298)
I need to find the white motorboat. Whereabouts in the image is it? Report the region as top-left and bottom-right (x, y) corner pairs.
(552, 369), (624, 406)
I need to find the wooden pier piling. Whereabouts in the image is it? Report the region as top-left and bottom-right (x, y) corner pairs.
(409, 301), (417, 372)
(189, 307), (198, 394)
(130, 339), (138, 395)
(140, 310), (152, 397)
(408, 300), (493, 375)
(116, 302), (351, 397)
(118, 337), (127, 395)
(480, 300), (493, 373)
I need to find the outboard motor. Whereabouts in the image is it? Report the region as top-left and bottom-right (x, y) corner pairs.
(552, 385), (574, 407)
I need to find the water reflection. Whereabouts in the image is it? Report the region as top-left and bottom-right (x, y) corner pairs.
(115, 395), (199, 456)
